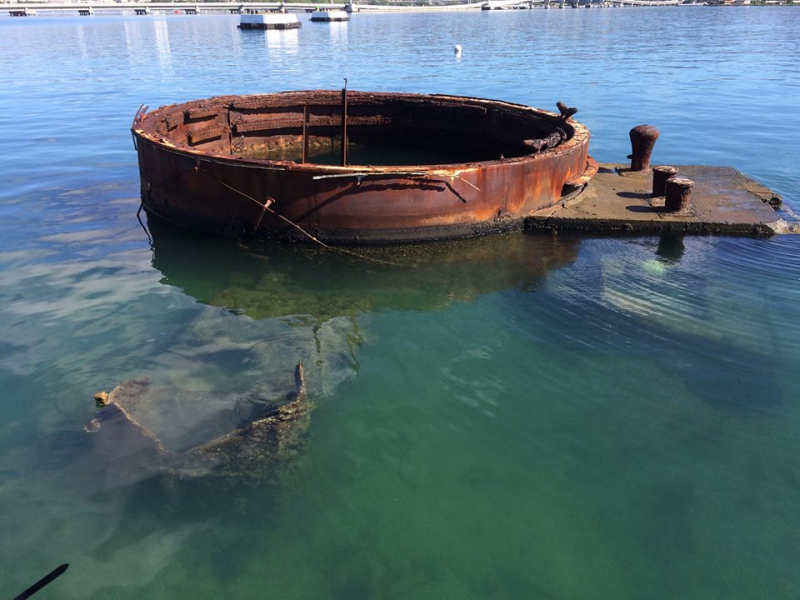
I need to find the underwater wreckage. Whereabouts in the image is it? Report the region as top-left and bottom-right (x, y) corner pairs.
(86, 364), (310, 482)
(132, 90), (596, 244)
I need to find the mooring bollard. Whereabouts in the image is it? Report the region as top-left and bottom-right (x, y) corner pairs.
(629, 125), (660, 171)
(652, 165), (678, 197)
(664, 176), (693, 212)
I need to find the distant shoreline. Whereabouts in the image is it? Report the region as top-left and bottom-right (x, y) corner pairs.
(3, 0), (799, 15)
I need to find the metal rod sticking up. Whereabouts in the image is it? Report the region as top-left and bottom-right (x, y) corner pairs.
(341, 78), (348, 167)
(301, 104), (309, 164)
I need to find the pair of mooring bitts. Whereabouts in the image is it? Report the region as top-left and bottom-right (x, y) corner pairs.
(629, 124), (693, 212)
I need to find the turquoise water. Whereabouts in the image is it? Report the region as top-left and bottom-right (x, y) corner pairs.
(1, 8), (800, 599)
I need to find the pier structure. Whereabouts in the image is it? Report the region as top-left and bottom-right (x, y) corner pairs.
(4, 0), (688, 16)
(527, 164), (788, 236)
(5, 2), (343, 16)
(480, 0), (681, 8)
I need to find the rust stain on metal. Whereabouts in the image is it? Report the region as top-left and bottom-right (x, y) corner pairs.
(652, 165), (679, 197)
(340, 80), (348, 167)
(132, 90), (596, 244)
(664, 176), (694, 212)
(628, 124), (660, 171)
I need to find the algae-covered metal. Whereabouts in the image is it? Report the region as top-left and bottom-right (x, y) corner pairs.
(87, 364), (310, 483)
(132, 90), (596, 244)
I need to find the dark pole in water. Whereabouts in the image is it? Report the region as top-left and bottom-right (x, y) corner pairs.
(13, 564), (69, 600)
(301, 104), (309, 164)
(341, 78), (348, 167)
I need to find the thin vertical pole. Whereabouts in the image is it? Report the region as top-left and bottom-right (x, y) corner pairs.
(301, 104), (309, 164)
(341, 79), (348, 167)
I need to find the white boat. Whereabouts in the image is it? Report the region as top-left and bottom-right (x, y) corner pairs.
(239, 12), (301, 30)
(310, 9), (350, 22)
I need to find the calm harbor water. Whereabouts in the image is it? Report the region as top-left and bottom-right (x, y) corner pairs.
(1, 7), (800, 599)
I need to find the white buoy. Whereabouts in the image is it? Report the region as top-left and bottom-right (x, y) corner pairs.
(454, 44), (462, 57)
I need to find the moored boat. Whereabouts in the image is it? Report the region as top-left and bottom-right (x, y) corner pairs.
(310, 9), (350, 21)
(238, 12), (301, 30)
(131, 90), (596, 244)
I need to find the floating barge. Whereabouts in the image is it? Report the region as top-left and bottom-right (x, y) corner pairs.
(9, 7), (36, 15)
(238, 12), (301, 30)
(310, 9), (350, 21)
(132, 90), (595, 243)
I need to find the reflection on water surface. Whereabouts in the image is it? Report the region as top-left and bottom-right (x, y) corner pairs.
(148, 215), (580, 320)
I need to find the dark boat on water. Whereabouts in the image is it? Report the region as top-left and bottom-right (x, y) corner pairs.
(132, 90), (596, 244)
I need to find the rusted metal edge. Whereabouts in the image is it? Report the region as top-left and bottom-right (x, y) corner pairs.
(188, 127), (223, 146)
(132, 92), (591, 172)
(232, 115), (390, 135)
(564, 156), (599, 188)
(133, 91), (595, 244)
(134, 124), (581, 179)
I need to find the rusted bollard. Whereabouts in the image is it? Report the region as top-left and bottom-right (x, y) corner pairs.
(652, 166), (678, 197)
(629, 125), (660, 171)
(664, 176), (693, 212)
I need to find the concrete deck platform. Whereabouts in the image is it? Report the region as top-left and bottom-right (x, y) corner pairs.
(526, 164), (795, 235)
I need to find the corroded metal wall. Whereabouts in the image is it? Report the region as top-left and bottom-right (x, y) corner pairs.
(133, 91), (593, 243)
